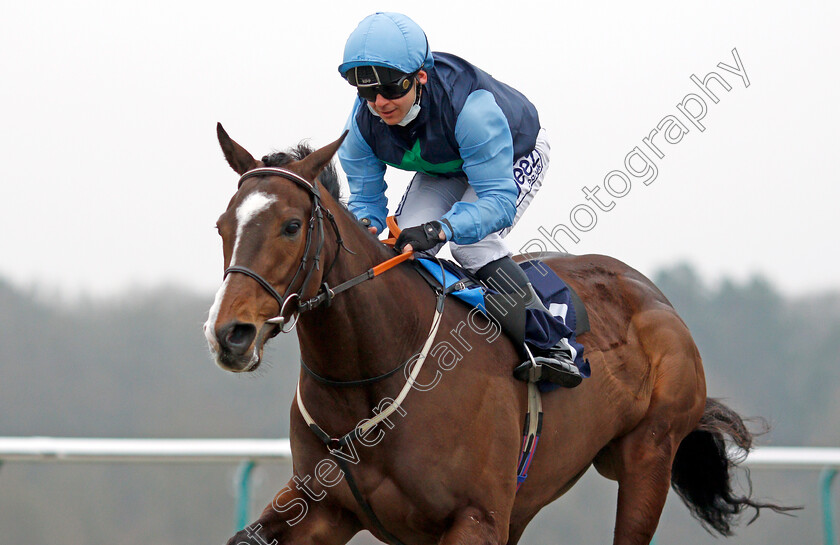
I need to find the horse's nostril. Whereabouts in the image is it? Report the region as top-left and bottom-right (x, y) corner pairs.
(227, 324), (251, 345)
(217, 322), (257, 355)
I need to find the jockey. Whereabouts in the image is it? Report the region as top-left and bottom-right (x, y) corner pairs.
(337, 12), (582, 388)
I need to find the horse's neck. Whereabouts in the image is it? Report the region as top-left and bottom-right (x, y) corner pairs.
(295, 211), (435, 385)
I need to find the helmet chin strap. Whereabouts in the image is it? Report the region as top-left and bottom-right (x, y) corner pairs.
(366, 81), (423, 126)
(397, 81), (423, 126)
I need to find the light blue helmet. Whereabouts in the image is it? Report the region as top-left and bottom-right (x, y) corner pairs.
(338, 12), (434, 78)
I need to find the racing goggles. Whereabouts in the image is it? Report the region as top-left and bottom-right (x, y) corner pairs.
(346, 66), (419, 102)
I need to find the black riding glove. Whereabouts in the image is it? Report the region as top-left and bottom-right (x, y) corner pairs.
(395, 221), (445, 253)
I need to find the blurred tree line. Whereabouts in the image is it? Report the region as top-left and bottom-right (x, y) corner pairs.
(0, 263), (837, 544)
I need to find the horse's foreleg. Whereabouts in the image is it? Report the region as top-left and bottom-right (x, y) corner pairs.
(438, 507), (509, 545)
(225, 479), (360, 545)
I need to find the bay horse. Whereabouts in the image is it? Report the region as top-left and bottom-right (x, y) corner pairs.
(204, 124), (788, 545)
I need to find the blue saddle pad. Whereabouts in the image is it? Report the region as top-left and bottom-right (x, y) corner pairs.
(416, 258), (591, 392)
(415, 258), (486, 311)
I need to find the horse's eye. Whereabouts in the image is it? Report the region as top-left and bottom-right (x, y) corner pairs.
(284, 220), (302, 236)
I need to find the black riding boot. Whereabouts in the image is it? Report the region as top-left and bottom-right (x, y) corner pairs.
(475, 256), (582, 388)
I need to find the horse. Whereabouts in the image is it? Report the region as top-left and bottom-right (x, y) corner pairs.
(204, 124), (789, 545)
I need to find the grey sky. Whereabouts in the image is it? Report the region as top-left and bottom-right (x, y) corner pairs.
(2, 1), (838, 297)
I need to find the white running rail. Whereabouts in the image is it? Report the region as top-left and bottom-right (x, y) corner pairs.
(0, 438), (837, 467)
(1, 439), (838, 542)
(0, 436), (292, 463)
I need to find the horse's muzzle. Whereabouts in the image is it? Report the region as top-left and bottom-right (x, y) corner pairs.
(218, 321), (256, 354)
(213, 320), (261, 372)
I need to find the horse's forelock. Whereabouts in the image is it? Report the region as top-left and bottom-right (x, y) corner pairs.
(261, 142), (342, 202)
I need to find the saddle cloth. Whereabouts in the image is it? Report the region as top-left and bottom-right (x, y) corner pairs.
(415, 258), (591, 392)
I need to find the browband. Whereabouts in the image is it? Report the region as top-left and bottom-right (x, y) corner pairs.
(237, 167), (319, 196)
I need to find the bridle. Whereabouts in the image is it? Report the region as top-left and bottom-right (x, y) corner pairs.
(223, 167), (352, 332)
(223, 166), (413, 333)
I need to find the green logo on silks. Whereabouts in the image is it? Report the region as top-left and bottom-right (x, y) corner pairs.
(384, 140), (464, 176)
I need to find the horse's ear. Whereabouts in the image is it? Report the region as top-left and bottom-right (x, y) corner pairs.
(217, 122), (258, 175)
(294, 131), (348, 182)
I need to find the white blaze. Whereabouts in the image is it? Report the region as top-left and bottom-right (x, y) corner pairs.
(204, 191), (276, 352)
(204, 276), (230, 351)
(232, 192), (276, 266)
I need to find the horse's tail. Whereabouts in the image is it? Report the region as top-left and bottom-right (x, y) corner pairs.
(670, 397), (797, 536)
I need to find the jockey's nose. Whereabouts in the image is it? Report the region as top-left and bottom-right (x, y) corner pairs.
(216, 321), (257, 356)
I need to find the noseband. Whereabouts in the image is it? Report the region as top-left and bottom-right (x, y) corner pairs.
(224, 167), (351, 331)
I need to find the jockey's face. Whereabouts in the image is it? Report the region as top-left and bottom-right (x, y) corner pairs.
(368, 70), (427, 125)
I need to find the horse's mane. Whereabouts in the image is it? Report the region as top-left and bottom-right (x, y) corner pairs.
(261, 143), (342, 202)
